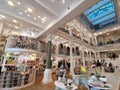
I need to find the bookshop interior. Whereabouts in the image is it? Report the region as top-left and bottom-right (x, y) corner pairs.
(0, 0), (120, 90)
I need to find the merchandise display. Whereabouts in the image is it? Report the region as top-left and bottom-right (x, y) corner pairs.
(5, 35), (39, 51)
(0, 35), (44, 89)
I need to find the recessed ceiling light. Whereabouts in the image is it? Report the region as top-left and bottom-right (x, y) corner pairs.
(14, 26), (19, 29)
(27, 14), (30, 17)
(37, 16), (41, 18)
(62, 0), (65, 3)
(27, 8), (33, 13)
(9, 24), (12, 26)
(0, 15), (5, 19)
(17, 1), (21, 5)
(24, 10), (27, 13)
(13, 19), (17, 23)
(34, 17), (37, 20)
(8, 1), (15, 7)
(20, 24), (23, 27)
(19, 12), (23, 15)
(42, 21), (44, 23)
(41, 18), (46, 22)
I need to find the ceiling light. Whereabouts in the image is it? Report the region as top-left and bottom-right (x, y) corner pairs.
(19, 12), (23, 15)
(34, 17), (37, 20)
(20, 24), (23, 27)
(8, 1), (15, 7)
(24, 10), (27, 13)
(62, 0), (65, 3)
(55, 36), (59, 39)
(0, 15), (5, 19)
(17, 1), (21, 5)
(27, 14), (30, 17)
(42, 21), (44, 23)
(41, 18), (46, 22)
(37, 16), (41, 18)
(14, 26), (19, 29)
(13, 19), (17, 23)
(9, 24), (12, 26)
(27, 8), (33, 13)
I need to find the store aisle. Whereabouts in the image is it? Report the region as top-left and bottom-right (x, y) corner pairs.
(16, 73), (87, 90)
(16, 74), (56, 90)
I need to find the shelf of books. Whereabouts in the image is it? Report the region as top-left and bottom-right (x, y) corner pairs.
(0, 35), (45, 89)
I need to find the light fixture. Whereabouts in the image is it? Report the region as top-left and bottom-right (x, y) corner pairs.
(41, 17), (46, 22)
(42, 21), (44, 23)
(8, 24), (12, 26)
(55, 36), (59, 39)
(27, 8), (33, 13)
(27, 14), (30, 17)
(20, 24), (23, 27)
(37, 16), (41, 18)
(8, 1), (15, 7)
(24, 10), (27, 13)
(62, 0), (65, 3)
(19, 12), (23, 15)
(13, 19), (17, 23)
(0, 15), (5, 19)
(14, 26), (19, 29)
(17, 1), (21, 5)
(34, 17), (37, 20)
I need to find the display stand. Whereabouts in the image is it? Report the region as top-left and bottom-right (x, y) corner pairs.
(0, 35), (42, 89)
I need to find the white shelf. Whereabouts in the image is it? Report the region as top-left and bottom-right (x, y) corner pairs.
(5, 48), (40, 54)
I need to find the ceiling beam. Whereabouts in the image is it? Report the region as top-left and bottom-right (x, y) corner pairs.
(38, 0), (100, 38)
(81, 13), (95, 29)
(34, 0), (59, 17)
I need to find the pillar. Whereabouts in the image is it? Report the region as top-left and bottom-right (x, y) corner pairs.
(82, 50), (85, 66)
(89, 50), (92, 61)
(69, 41), (74, 76)
(94, 36), (98, 46)
(56, 42), (59, 56)
(0, 21), (4, 41)
(94, 52), (97, 60)
(42, 35), (53, 84)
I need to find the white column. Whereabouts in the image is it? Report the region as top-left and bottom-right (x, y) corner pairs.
(82, 50), (85, 66)
(89, 50), (92, 60)
(79, 25), (83, 40)
(56, 42), (59, 56)
(94, 36), (98, 46)
(98, 52), (101, 60)
(69, 40), (74, 76)
(42, 34), (53, 84)
(0, 21), (4, 41)
(94, 52), (97, 60)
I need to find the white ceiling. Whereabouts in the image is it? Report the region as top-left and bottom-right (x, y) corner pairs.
(0, 0), (100, 38)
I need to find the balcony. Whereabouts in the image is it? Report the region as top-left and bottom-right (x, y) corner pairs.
(96, 43), (120, 51)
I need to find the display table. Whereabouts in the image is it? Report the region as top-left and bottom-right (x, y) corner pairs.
(73, 75), (89, 86)
(55, 80), (77, 90)
(88, 83), (112, 90)
(88, 79), (112, 90)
